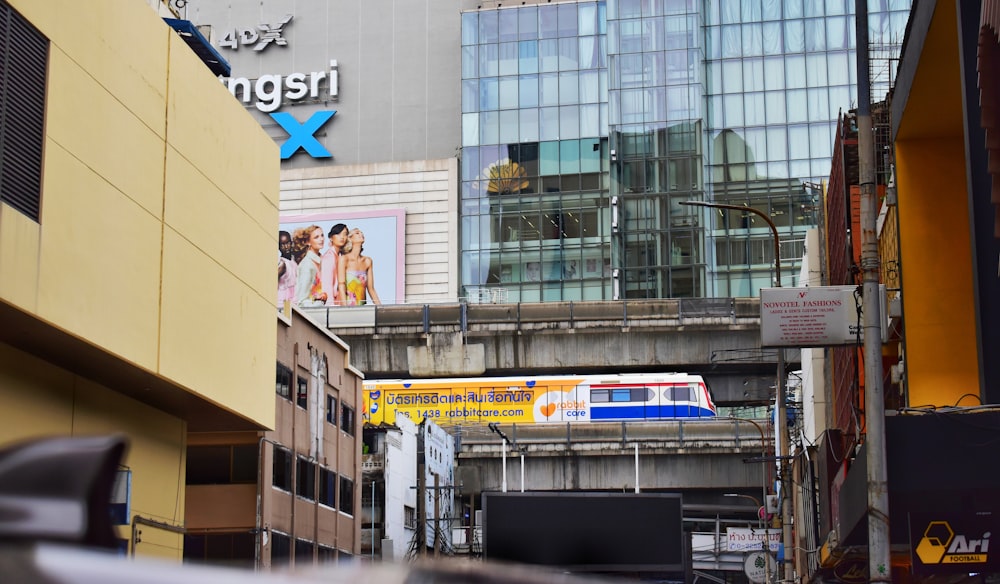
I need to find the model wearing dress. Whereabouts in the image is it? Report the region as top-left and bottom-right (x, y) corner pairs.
(337, 228), (382, 306)
(295, 249), (325, 307)
(343, 269), (368, 306)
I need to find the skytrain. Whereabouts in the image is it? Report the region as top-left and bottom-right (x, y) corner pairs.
(363, 372), (716, 426)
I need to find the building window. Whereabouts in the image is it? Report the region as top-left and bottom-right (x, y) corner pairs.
(270, 531), (290, 565)
(339, 476), (354, 515)
(276, 363), (292, 400)
(317, 545), (336, 563)
(296, 456), (315, 500)
(183, 531), (254, 567)
(319, 467), (336, 508)
(296, 376), (308, 409)
(341, 404), (355, 436)
(0, 1), (47, 223)
(326, 395), (338, 426)
(186, 445), (256, 485)
(272, 446), (292, 492)
(294, 538), (314, 564)
(404, 505), (417, 529)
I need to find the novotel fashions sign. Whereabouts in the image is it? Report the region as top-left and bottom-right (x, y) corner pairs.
(760, 286), (886, 348)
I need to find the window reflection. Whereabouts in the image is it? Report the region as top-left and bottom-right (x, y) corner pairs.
(460, 1), (911, 300)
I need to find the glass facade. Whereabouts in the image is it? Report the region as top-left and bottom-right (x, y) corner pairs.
(460, 0), (910, 301)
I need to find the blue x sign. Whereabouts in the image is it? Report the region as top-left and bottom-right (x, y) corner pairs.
(269, 110), (336, 159)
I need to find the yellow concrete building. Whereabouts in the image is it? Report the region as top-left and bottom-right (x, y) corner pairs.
(0, 0), (279, 558)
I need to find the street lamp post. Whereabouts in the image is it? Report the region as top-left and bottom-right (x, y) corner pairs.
(724, 492), (764, 531)
(725, 493), (774, 584)
(729, 416), (771, 527)
(680, 201), (793, 581)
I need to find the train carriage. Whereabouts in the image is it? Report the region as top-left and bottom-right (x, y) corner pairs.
(363, 373), (715, 426)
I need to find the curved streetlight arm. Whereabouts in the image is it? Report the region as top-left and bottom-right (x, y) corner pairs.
(678, 201), (782, 288)
(724, 492), (762, 510)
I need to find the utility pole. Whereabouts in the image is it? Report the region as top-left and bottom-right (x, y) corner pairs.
(855, 0), (891, 581)
(417, 462), (426, 557)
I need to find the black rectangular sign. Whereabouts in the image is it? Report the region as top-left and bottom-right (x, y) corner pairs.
(910, 510), (999, 575)
(482, 492), (685, 572)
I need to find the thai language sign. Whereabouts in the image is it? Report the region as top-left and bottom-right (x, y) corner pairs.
(726, 527), (781, 552)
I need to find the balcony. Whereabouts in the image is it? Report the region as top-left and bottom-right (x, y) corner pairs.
(362, 454), (384, 472)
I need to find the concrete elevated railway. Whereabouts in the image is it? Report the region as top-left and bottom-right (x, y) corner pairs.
(303, 297), (797, 405)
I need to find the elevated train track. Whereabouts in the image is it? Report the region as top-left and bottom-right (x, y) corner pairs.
(303, 297), (797, 404)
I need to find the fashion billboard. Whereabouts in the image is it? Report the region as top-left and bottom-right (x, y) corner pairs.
(277, 209), (404, 308)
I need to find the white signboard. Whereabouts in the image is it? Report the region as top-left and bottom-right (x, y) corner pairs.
(744, 551), (772, 583)
(760, 286), (886, 347)
(726, 527), (781, 552)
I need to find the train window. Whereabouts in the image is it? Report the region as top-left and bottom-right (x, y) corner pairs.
(608, 387), (653, 402)
(665, 386), (695, 402)
(591, 389), (609, 402)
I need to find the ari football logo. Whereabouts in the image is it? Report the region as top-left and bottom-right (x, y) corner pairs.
(915, 520), (990, 566)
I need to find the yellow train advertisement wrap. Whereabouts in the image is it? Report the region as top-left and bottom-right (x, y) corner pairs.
(363, 373), (715, 426)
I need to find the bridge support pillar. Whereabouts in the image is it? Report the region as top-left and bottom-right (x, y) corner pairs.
(407, 332), (485, 377)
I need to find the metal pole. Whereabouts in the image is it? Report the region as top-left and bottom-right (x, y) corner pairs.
(519, 452), (524, 493)
(855, 0), (890, 581)
(634, 443), (639, 493)
(371, 479), (376, 561)
(502, 445), (507, 493)
(730, 416), (772, 557)
(680, 201), (793, 580)
(725, 493), (772, 583)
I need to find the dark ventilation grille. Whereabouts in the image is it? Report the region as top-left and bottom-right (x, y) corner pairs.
(0, 2), (47, 222)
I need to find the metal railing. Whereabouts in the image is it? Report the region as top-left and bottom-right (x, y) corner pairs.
(451, 418), (770, 452)
(303, 297), (761, 332)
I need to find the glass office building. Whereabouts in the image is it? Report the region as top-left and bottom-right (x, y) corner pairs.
(460, 0), (910, 301)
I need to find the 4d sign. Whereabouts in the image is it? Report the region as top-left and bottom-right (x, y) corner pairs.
(219, 15), (292, 52)
(911, 512), (998, 575)
(270, 111), (336, 159)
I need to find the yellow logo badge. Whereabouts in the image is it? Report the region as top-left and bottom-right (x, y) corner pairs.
(915, 520), (990, 565)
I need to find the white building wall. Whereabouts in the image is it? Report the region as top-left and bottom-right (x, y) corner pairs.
(797, 228), (827, 446)
(384, 415), (418, 561)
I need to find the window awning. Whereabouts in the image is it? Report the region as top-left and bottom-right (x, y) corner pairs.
(163, 18), (230, 77)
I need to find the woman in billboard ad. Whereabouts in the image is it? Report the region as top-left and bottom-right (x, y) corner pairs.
(292, 224), (328, 307)
(338, 228), (382, 306)
(320, 223), (349, 306)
